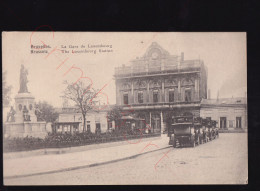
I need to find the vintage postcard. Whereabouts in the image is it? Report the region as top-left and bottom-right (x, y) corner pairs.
(2, 31), (247, 185)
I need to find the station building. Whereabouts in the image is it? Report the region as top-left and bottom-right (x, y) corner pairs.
(114, 42), (208, 133)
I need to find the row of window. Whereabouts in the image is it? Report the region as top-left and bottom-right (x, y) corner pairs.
(206, 117), (242, 128)
(219, 117), (242, 128)
(56, 123), (102, 133)
(123, 89), (192, 104)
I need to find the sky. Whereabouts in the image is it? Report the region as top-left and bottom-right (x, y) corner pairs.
(2, 32), (247, 108)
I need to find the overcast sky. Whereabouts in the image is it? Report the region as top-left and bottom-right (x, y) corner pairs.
(2, 32), (246, 108)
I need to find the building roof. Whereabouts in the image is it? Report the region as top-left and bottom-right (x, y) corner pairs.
(114, 42), (205, 78)
(201, 97), (247, 106)
(54, 105), (114, 114)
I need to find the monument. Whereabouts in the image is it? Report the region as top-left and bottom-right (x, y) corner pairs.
(4, 65), (47, 138)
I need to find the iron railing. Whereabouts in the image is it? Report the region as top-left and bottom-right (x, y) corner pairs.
(115, 61), (201, 78)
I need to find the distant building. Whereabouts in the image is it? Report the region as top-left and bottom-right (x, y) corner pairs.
(200, 97), (247, 131)
(54, 106), (110, 134)
(114, 42), (208, 133)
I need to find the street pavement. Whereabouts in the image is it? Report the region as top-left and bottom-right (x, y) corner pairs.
(3, 134), (170, 178)
(4, 133), (247, 185)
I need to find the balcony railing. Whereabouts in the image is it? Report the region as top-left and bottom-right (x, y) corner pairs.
(123, 101), (201, 108)
(115, 60), (201, 77)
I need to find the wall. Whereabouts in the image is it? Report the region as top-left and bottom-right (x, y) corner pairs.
(58, 111), (108, 133)
(200, 106), (247, 129)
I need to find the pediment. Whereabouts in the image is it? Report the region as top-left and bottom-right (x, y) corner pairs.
(142, 42), (170, 59)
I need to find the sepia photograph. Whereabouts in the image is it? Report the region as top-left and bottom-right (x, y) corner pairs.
(2, 32), (247, 185)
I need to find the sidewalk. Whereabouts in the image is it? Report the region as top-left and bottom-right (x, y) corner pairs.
(4, 134), (170, 179)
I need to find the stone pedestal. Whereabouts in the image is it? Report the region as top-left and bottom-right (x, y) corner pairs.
(4, 92), (47, 139)
(4, 122), (47, 139)
(14, 93), (37, 123)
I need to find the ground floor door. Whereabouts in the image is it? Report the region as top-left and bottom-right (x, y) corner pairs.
(236, 117), (242, 128)
(220, 117), (227, 129)
(95, 123), (101, 134)
(152, 117), (161, 133)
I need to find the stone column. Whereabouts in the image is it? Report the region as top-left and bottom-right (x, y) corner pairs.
(131, 81), (134, 95)
(198, 75), (200, 99)
(149, 112), (152, 131)
(195, 79), (198, 101)
(178, 79), (181, 102)
(147, 81), (150, 103)
(162, 80), (165, 102)
(160, 111), (163, 133)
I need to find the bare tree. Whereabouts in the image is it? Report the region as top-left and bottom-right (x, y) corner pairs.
(62, 80), (98, 133)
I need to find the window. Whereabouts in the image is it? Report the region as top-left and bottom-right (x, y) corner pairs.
(169, 90), (174, 102)
(138, 91), (143, 103)
(220, 117), (227, 129)
(206, 117), (211, 120)
(185, 89), (191, 102)
(153, 91), (159, 103)
(123, 93), (128, 104)
(87, 121), (91, 131)
(236, 117), (242, 128)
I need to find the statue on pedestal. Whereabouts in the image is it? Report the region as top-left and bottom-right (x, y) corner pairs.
(35, 106), (43, 121)
(23, 105), (30, 121)
(18, 64), (29, 93)
(7, 106), (16, 122)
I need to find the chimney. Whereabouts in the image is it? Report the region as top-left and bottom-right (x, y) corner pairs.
(208, 89), (211, 99)
(181, 52), (184, 61)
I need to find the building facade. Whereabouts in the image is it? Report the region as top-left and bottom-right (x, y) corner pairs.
(200, 97), (247, 131)
(56, 107), (110, 134)
(114, 42), (208, 133)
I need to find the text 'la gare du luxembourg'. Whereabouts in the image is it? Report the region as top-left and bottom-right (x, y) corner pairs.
(30, 44), (113, 54)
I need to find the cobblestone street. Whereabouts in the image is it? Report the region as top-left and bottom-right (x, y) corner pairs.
(4, 133), (247, 185)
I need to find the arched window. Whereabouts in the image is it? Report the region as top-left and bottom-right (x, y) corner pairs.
(153, 90), (159, 103)
(169, 89), (174, 102)
(185, 88), (192, 102)
(123, 92), (128, 104)
(138, 91), (144, 103)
